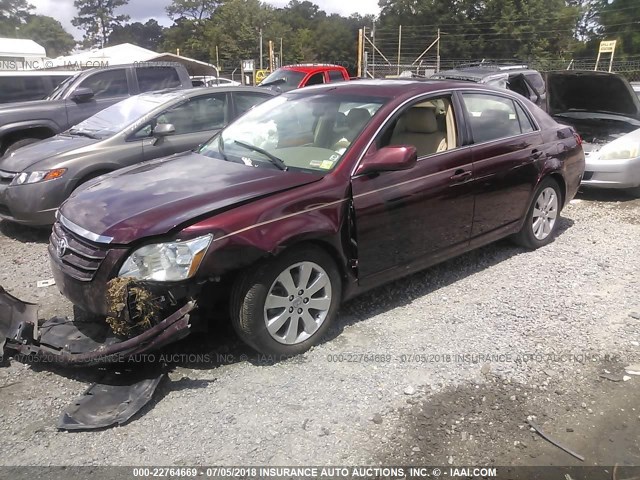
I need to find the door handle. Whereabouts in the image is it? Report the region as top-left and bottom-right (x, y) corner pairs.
(531, 149), (544, 159)
(450, 169), (472, 182)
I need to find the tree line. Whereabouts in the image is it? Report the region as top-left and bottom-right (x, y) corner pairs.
(1, 0), (638, 72)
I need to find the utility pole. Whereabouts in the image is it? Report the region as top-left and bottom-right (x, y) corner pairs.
(357, 28), (363, 78)
(436, 28), (440, 73)
(259, 29), (263, 70)
(397, 25), (402, 75)
(215, 46), (220, 72)
(280, 38), (283, 67)
(269, 40), (274, 72)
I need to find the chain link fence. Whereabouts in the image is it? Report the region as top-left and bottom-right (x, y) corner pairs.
(365, 58), (640, 82)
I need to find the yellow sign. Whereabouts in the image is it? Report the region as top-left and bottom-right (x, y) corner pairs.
(599, 40), (617, 53)
(254, 69), (270, 84)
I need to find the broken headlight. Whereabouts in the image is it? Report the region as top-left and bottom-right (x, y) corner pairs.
(118, 234), (212, 281)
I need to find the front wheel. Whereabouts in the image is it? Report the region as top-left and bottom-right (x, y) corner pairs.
(230, 246), (342, 356)
(513, 177), (562, 249)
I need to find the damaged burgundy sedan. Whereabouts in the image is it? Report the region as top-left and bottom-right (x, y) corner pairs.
(2, 80), (585, 365)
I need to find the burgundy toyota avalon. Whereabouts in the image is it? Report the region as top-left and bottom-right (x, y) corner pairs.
(40, 79), (584, 360)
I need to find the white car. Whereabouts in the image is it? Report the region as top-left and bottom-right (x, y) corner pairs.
(207, 77), (241, 87)
(546, 71), (640, 196)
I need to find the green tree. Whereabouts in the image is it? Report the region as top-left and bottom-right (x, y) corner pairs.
(21, 15), (76, 56)
(72, 0), (130, 48)
(166, 0), (221, 22)
(599, 0), (640, 57)
(109, 19), (165, 50)
(0, 0), (33, 36)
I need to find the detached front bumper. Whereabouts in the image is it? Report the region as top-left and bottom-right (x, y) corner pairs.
(0, 285), (197, 367)
(582, 152), (640, 189)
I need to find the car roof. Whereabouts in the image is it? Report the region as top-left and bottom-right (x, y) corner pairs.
(137, 85), (276, 102)
(286, 78), (487, 98)
(281, 64), (346, 73)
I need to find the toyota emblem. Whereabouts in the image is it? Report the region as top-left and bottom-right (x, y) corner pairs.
(56, 237), (68, 257)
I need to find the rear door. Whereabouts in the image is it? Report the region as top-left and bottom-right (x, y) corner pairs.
(64, 68), (131, 128)
(459, 91), (543, 238)
(139, 92), (230, 160)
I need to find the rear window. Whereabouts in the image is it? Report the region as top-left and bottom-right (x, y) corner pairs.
(136, 66), (181, 92)
(328, 70), (345, 82)
(0, 76), (50, 102)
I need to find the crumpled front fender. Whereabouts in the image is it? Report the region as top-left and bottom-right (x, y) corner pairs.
(0, 286), (196, 366)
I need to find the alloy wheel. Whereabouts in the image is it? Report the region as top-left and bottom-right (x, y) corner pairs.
(263, 261), (332, 345)
(532, 187), (558, 240)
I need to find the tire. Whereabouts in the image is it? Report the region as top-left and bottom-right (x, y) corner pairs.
(513, 177), (562, 249)
(230, 245), (342, 356)
(4, 138), (40, 156)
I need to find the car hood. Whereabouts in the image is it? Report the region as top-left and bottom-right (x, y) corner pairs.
(59, 151), (322, 244)
(0, 134), (98, 172)
(546, 71), (640, 119)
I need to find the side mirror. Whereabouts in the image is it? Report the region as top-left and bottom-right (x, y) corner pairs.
(70, 87), (94, 103)
(153, 123), (176, 137)
(356, 145), (417, 176)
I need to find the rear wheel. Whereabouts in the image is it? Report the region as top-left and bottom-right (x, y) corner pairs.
(230, 246), (342, 356)
(513, 177), (562, 249)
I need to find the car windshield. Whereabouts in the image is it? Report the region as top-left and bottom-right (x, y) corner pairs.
(68, 94), (170, 139)
(198, 92), (386, 173)
(258, 69), (306, 92)
(46, 73), (79, 100)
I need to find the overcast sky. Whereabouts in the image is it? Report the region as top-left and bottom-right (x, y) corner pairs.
(30, 0), (381, 41)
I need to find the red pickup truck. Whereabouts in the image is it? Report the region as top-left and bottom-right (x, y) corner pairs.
(258, 64), (350, 92)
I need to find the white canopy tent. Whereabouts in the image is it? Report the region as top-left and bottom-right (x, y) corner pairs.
(0, 38), (48, 69)
(50, 43), (219, 77)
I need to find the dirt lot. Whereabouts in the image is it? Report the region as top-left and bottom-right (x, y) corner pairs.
(0, 189), (639, 471)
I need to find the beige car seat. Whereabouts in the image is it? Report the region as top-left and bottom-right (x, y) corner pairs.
(390, 107), (447, 156)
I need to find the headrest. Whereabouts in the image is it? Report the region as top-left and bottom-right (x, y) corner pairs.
(347, 108), (371, 128)
(404, 107), (438, 134)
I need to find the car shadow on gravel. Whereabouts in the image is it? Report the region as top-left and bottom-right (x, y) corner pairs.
(0, 220), (51, 244)
(576, 188), (639, 205)
(327, 216), (575, 343)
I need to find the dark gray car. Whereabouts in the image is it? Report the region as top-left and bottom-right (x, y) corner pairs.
(0, 86), (276, 226)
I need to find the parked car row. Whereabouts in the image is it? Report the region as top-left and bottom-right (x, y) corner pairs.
(1, 78), (585, 364)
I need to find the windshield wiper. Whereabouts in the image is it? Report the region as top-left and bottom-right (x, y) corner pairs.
(68, 129), (99, 139)
(234, 140), (288, 171)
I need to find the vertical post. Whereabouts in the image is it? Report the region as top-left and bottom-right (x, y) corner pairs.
(215, 46), (220, 71)
(259, 29), (263, 70)
(177, 48), (180, 56)
(594, 51), (601, 71)
(372, 19), (376, 78)
(436, 28), (441, 73)
(357, 28), (363, 78)
(269, 40), (274, 72)
(280, 37), (283, 67)
(608, 43), (616, 73)
(397, 25), (402, 75)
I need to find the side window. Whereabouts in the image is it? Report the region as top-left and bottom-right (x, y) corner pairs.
(462, 93), (523, 143)
(381, 96), (456, 158)
(0, 76), (49, 102)
(328, 70), (345, 82)
(525, 73), (546, 96)
(137, 67), (181, 92)
(156, 94), (228, 134)
(305, 72), (325, 86)
(234, 92), (271, 116)
(514, 102), (536, 133)
(79, 69), (128, 99)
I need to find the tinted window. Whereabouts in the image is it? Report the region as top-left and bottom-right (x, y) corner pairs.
(156, 93), (228, 134)
(258, 68), (305, 92)
(525, 73), (546, 95)
(306, 72), (325, 86)
(514, 102), (536, 133)
(234, 92), (272, 116)
(0, 76), (49, 103)
(137, 66), (181, 92)
(79, 69), (128, 99)
(462, 93), (523, 143)
(328, 70), (345, 82)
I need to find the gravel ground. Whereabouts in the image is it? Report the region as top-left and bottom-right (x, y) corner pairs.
(0, 189), (638, 468)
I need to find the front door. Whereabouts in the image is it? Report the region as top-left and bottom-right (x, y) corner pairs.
(351, 95), (475, 280)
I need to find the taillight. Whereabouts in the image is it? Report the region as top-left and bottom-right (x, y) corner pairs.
(573, 130), (582, 146)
